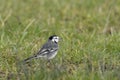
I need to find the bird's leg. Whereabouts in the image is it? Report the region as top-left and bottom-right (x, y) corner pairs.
(47, 60), (51, 63)
(46, 60), (51, 68)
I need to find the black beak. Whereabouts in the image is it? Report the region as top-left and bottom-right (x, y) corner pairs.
(59, 37), (62, 41)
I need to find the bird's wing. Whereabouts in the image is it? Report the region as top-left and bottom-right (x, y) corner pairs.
(37, 47), (58, 56)
(35, 41), (58, 57)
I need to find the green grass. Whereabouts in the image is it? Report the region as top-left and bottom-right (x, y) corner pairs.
(0, 0), (120, 80)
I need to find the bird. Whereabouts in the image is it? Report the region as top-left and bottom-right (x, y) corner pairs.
(23, 35), (60, 62)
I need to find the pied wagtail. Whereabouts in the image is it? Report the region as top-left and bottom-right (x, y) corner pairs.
(23, 35), (60, 62)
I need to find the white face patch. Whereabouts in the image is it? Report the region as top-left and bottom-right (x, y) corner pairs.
(52, 36), (59, 43)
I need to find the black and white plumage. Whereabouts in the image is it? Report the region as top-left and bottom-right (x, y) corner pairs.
(24, 35), (60, 62)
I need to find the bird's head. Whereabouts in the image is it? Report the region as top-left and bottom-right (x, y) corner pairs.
(49, 35), (60, 43)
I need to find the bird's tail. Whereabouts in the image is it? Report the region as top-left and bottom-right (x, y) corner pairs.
(23, 55), (37, 63)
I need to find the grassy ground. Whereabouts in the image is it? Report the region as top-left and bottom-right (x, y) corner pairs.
(0, 0), (120, 80)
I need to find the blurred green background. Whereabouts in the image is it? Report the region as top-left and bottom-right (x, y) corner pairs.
(0, 0), (120, 80)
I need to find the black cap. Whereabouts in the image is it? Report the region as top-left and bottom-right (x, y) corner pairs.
(49, 35), (57, 40)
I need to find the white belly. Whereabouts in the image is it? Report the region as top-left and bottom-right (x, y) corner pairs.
(48, 51), (58, 59)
